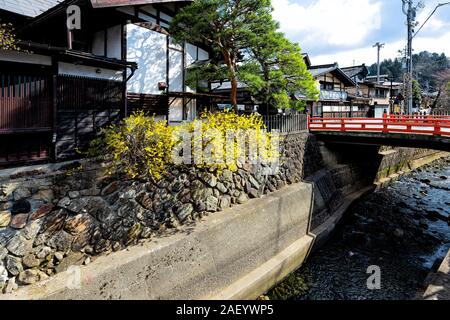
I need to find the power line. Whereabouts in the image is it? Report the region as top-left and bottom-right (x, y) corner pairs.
(413, 2), (450, 39)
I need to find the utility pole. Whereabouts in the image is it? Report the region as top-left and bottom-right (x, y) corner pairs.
(373, 42), (385, 83)
(402, 0), (415, 114)
(402, 1), (449, 114)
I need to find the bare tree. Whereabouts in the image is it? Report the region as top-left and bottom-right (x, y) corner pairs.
(432, 69), (450, 111)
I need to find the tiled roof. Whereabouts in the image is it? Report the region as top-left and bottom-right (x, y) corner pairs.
(0, 0), (64, 17)
(91, 0), (192, 8)
(341, 65), (368, 79)
(0, 0), (191, 18)
(309, 63), (356, 87)
(308, 64), (338, 78)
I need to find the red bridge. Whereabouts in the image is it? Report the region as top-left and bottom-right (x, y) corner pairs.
(307, 115), (450, 151)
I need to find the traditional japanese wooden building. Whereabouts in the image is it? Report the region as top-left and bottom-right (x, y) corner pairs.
(307, 63), (360, 118)
(0, 0), (222, 166)
(342, 67), (405, 117)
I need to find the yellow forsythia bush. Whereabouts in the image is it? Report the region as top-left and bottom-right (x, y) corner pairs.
(90, 110), (279, 180)
(181, 109), (280, 172)
(91, 111), (176, 180)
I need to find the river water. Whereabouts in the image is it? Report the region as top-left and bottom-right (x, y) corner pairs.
(268, 157), (450, 300)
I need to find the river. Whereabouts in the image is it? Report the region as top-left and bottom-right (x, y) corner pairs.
(268, 157), (450, 300)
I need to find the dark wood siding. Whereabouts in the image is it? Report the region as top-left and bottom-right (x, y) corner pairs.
(127, 93), (169, 116)
(0, 64), (53, 166)
(0, 70), (52, 133)
(56, 75), (124, 159)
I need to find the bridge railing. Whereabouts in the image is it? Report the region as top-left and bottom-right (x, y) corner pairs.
(431, 110), (450, 116)
(308, 115), (450, 137)
(263, 114), (308, 133)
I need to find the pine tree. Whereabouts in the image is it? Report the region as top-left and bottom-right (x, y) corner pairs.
(170, 0), (317, 112)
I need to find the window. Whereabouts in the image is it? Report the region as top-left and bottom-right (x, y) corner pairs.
(375, 89), (387, 98)
(320, 82), (334, 91)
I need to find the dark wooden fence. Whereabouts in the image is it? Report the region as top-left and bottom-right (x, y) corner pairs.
(57, 75), (123, 111)
(56, 75), (124, 159)
(127, 93), (169, 116)
(0, 71), (125, 166)
(0, 72), (52, 132)
(0, 70), (53, 165)
(263, 114), (308, 133)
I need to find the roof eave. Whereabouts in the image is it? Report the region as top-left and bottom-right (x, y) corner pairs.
(90, 0), (193, 8)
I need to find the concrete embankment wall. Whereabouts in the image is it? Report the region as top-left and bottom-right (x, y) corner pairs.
(2, 184), (314, 300)
(0, 132), (448, 300)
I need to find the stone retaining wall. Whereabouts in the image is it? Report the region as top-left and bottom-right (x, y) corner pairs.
(0, 132), (317, 293)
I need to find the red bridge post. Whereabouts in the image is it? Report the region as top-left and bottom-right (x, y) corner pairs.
(434, 120), (441, 136)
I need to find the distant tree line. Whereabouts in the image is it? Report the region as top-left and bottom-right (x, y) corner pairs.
(368, 51), (449, 93)
(368, 51), (450, 111)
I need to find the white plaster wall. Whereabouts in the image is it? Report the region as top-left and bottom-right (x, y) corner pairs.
(107, 25), (122, 60)
(198, 48), (209, 61)
(58, 62), (123, 81)
(168, 98), (184, 122)
(160, 12), (173, 22)
(186, 99), (197, 121)
(185, 43), (198, 93)
(125, 24), (210, 96)
(126, 24), (167, 94)
(169, 49), (183, 92)
(186, 44), (197, 65)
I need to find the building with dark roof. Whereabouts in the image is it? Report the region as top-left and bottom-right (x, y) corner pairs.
(341, 65), (405, 116)
(306, 62), (371, 118)
(0, 0), (63, 18)
(0, 0), (217, 167)
(341, 64), (369, 82)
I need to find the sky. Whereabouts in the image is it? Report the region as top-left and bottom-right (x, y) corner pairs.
(272, 0), (450, 67)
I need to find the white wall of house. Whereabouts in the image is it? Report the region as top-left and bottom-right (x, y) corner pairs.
(198, 48), (208, 61)
(58, 62), (123, 81)
(169, 49), (183, 92)
(168, 98), (184, 122)
(126, 24), (167, 94)
(374, 105), (390, 118)
(185, 44), (197, 93)
(126, 23), (209, 95)
(115, 4), (210, 122)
